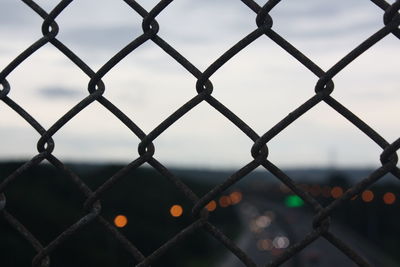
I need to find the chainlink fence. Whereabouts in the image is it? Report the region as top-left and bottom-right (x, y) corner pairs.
(1, 0), (400, 266)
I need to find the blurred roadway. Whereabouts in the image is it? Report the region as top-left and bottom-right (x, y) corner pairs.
(220, 196), (397, 267)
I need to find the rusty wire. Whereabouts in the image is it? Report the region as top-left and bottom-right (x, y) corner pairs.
(0, 0), (400, 266)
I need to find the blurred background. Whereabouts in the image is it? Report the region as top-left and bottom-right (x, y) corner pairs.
(0, 0), (399, 266)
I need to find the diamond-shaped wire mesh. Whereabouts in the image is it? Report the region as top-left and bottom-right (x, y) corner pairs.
(0, 0), (400, 266)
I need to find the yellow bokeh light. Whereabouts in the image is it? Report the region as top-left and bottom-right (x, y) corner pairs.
(114, 215), (128, 228)
(170, 204), (183, 217)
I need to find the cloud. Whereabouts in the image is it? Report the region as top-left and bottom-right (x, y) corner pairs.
(57, 24), (143, 53)
(0, 1), (35, 28)
(38, 86), (84, 100)
(270, 1), (381, 40)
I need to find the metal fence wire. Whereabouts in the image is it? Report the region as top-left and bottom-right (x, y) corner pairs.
(1, 0), (400, 266)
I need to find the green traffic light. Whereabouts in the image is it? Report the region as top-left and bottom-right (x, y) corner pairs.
(285, 195), (304, 207)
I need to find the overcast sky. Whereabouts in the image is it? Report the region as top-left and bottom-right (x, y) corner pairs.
(0, 0), (399, 168)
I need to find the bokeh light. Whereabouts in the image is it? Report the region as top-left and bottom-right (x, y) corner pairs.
(331, 186), (344, 199)
(264, 211), (275, 221)
(219, 196), (231, 208)
(284, 195), (304, 207)
(114, 215), (128, 228)
(249, 220), (263, 234)
(383, 192), (396, 205)
(257, 239), (273, 251)
(230, 191), (243, 205)
(362, 190), (374, 202)
(206, 200), (217, 212)
(170, 204), (183, 217)
(272, 236), (290, 249)
(255, 215), (272, 228)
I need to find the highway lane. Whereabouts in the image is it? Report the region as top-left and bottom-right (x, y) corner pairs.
(220, 196), (397, 267)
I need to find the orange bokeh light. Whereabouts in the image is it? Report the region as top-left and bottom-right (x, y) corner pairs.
(383, 192), (396, 205)
(362, 190), (374, 202)
(219, 196), (231, 208)
(170, 204), (183, 217)
(206, 200), (217, 212)
(331, 186), (343, 199)
(230, 191), (243, 205)
(114, 215), (128, 228)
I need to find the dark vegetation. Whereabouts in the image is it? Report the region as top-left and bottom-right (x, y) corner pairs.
(0, 162), (240, 267)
